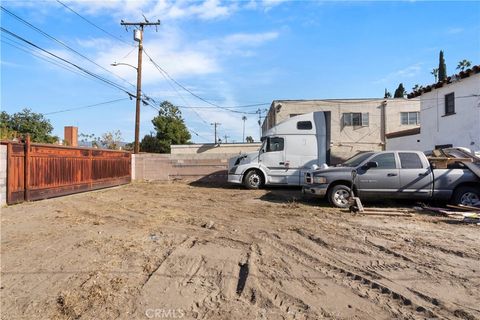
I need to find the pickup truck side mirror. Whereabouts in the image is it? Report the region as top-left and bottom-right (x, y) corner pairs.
(363, 161), (378, 170)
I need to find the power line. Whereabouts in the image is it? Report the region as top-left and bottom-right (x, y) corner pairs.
(1, 38), (94, 82)
(26, 3), (265, 118)
(55, 0), (133, 47)
(43, 98), (130, 115)
(0, 6), (136, 90)
(49, 1), (265, 116)
(144, 49), (258, 115)
(1, 27), (134, 97)
(146, 54), (210, 125)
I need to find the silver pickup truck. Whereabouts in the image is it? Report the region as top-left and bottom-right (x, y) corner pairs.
(302, 150), (480, 208)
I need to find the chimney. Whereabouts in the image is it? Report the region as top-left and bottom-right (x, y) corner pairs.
(64, 126), (78, 147)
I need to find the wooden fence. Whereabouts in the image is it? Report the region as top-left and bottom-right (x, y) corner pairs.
(2, 137), (131, 205)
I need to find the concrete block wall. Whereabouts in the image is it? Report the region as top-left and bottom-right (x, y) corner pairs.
(171, 143), (261, 158)
(133, 153), (229, 183)
(133, 144), (261, 183)
(0, 145), (7, 206)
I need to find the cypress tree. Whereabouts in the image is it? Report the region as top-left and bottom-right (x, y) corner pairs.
(394, 83), (406, 98)
(438, 50), (447, 82)
(384, 88), (392, 99)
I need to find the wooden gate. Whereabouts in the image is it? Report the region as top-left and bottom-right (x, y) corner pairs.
(3, 137), (131, 204)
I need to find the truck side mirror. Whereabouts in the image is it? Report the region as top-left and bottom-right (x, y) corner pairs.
(363, 161), (378, 170)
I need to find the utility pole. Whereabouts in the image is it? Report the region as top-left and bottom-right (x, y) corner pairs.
(211, 122), (221, 144)
(120, 18), (160, 154)
(223, 134), (229, 144)
(256, 108), (267, 139)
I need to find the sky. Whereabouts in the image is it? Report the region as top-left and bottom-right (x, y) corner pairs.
(1, 0), (479, 144)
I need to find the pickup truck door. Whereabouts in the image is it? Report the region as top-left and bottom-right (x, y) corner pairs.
(259, 136), (287, 184)
(397, 152), (433, 198)
(356, 152), (400, 197)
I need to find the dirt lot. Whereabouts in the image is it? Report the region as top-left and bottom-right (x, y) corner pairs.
(1, 181), (479, 320)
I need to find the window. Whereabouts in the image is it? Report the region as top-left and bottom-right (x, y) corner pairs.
(399, 153), (423, 169)
(370, 153), (396, 169)
(343, 113), (369, 127)
(401, 112), (420, 125)
(297, 121), (312, 130)
(267, 137), (284, 152)
(445, 92), (455, 115)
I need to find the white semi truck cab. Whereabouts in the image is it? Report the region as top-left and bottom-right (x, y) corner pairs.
(228, 112), (331, 189)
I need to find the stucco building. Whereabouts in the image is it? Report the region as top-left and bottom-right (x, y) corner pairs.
(400, 65), (480, 152)
(262, 98), (420, 163)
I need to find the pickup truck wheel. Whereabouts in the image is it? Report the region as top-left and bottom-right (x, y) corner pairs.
(243, 170), (264, 189)
(328, 184), (351, 208)
(452, 186), (480, 206)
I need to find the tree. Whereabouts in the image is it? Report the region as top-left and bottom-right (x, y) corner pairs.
(438, 50), (447, 82)
(150, 101), (191, 153)
(242, 116), (247, 142)
(246, 136), (254, 143)
(140, 133), (163, 153)
(393, 83), (406, 98)
(79, 133), (97, 147)
(79, 131), (123, 149)
(0, 108), (58, 143)
(98, 130), (123, 150)
(383, 89), (392, 99)
(412, 84), (423, 92)
(457, 59), (472, 72)
(431, 68), (439, 82)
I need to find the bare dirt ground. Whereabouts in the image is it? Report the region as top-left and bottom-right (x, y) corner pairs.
(1, 181), (479, 320)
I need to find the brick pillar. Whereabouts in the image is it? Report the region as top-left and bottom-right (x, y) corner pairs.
(64, 126), (78, 147)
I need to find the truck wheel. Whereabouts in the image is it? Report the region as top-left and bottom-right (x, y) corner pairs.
(452, 186), (480, 206)
(328, 184), (351, 208)
(243, 170), (264, 189)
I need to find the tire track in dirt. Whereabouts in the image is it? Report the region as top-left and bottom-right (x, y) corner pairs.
(256, 231), (441, 320)
(295, 221), (474, 284)
(141, 235), (192, 288)
(241, 243), (322, 320)
(292, 228), (479, 320)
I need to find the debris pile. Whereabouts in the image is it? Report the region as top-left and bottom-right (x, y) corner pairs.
(415, 204), (480, 224)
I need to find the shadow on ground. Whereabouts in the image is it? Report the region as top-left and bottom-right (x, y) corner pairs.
(187, 171), (235, 189)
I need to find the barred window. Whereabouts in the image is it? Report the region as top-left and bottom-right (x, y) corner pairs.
(445, 92), (455, 115)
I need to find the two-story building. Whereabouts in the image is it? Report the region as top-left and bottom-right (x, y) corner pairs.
(261, 98), (420, 163)
(401, 65), (480, 152)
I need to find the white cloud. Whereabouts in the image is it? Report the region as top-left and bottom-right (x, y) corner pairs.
(195, 31), (280, 57)
(223, 32), (279, 46)
(446, 27), (464, 35)
(261, 0), (289, 11)
(374, 63), (423, 84)
(58, 0), (236, 21)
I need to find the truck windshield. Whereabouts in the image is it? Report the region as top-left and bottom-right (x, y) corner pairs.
(339, 152), (374, 167)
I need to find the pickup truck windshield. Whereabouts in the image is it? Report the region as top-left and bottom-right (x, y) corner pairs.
(339, 152), (375, 167)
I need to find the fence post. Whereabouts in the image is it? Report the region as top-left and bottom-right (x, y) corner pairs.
(24, 134), (31, 202)
(7, 142), (13, 204)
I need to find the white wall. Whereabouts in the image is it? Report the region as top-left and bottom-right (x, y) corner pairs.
(386, 134), (421, 150)
(418, 74), (480, 151)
